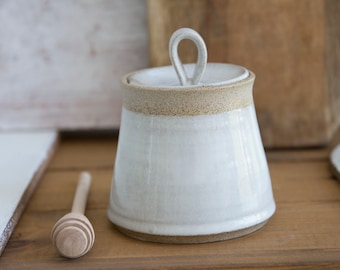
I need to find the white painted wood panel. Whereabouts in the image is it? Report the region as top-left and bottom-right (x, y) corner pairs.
(0, 0), (148, 130)
(0, 131), (58, 255)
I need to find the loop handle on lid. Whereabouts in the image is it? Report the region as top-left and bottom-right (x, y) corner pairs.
(169, 28), (207, 86)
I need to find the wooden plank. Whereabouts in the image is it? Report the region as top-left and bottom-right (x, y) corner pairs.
(0, 0), (148, 130)
(1, 136), (340, 268)
(2, 167), (340, 268)
(0, 131), (58, 256)
(148, 0), (340, 148)
(48, 135), (117, 170)
(2, 203), (340, 269)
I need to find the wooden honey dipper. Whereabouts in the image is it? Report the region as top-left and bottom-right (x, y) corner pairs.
(51, 172), (95, 258)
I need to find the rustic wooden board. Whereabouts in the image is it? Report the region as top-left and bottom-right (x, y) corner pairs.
(148, 0), (340, 148)
(0, 0), (148, 130)
(1, 134), (340, 268)
(0, 131), (58, 256)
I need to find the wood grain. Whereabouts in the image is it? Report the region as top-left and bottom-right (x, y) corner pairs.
(0, 0), (148, 131)
(1, 133), (340, 269)
(148, 0), (340, 148)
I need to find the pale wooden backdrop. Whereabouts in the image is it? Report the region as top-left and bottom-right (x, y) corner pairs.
(0, 0), (148, 130)
(1, 0), (339, 148)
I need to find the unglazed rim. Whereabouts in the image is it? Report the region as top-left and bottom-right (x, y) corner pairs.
(112, 220), (268, 244)
(121, 70), (255, 116)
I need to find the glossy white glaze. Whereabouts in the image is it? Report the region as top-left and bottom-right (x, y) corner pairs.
(108, 104), (275, 236)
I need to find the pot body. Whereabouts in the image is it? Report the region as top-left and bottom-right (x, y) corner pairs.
(108, 67), (275, 242)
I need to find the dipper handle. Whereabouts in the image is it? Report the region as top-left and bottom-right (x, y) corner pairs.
(72, 172), (91, 214)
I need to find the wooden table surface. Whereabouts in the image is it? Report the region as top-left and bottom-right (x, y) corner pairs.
(1, 132), (340, 269)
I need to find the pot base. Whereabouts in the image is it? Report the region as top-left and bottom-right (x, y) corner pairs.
(113, 220), (268, 244)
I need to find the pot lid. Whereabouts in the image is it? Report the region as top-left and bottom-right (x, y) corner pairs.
(128, 63), (249, 88)
(128, 28), (249, 88)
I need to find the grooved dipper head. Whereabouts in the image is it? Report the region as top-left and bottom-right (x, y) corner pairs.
(51, 213), (95, 258)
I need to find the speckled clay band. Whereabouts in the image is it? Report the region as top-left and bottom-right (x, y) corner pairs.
(121, 71), (255, 116)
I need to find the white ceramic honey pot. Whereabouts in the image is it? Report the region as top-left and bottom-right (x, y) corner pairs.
(108, 28), (275, 243)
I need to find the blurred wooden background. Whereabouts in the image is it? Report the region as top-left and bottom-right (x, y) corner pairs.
(148, 0), (340, 148)
(1, 0), (339, 148)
